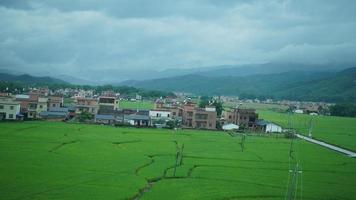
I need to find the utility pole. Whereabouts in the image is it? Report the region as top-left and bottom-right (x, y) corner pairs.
(173, 150), (179, 177)
(179, 144), (184, 166)
(240, 134), (246, 152)
(285, 162), (303, 200)
(173, 143), (184, 177)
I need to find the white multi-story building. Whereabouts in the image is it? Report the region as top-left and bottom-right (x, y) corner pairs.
(0, 97), (21, 120)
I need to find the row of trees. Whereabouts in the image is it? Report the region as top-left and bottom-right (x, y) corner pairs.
(0, 81), (175, 99)
(329, 103), (356, 117)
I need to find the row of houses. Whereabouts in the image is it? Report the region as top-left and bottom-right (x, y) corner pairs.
(0, 91), (72, 121)
(1, 90), (282, 132)
(92, 98), (218, 130)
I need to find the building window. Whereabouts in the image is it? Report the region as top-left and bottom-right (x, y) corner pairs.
(9, 114), (14, 119)
(53, 104), (56, 107)
(10, 106), (14, 110)
(0, 105), (4, 109)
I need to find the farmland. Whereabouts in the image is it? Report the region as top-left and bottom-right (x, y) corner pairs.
(1, 122), (355, 200)
(258, 110), (356, 151)
(119, 100), (154, 110)
(225, 102), (289, 112)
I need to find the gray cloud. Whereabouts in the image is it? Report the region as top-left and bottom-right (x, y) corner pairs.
(0, 0), (355, 81)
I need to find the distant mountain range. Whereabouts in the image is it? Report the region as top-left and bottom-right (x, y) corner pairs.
(95, 62), (350, 83)
(0, 73), (68, 85)
(1, 63), (355, 103)
(1, 62), (351, 84)
(122, 67), (356, 103)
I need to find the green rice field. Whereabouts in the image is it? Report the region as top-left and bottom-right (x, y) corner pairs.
(0, 122), (355, 200)
(119, 100), (154, 110)
(258, 110), (356, 151)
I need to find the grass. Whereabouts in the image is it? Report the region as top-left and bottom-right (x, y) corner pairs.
(0, 121), (355, 200)
(119, 100), (154, 110)
(258, 110), (356, 151)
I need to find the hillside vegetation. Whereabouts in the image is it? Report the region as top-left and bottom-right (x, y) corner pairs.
(124, 67), (356, 103)
(0, 73), (68, 85)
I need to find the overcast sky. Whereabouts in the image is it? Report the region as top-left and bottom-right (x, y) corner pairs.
(0, 0), (356, 81)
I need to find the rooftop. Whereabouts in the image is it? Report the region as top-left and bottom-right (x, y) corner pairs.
(95, 114), (115, 120)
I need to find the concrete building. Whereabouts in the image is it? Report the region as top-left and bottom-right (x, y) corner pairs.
(149, 110), (172, 118)
(124, 114), (150, 126)
(36, 97), (48, 118)
(98, 96), (119, 114)
(27, 95), (39, 119)
(182, 102), (196, 128)
(223, 108), (259, 129)
(0, 97), (21, 120)
(193, 108), (217, 129)
(75, 98), (98, 115)
(48, 96), (64, 109)
(15, 94), (29, 116)
(182, 102), (217, 130)
(149, 110), (172, 127)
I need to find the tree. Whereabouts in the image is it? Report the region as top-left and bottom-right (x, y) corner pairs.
(78, 111), (93, 122)
(166, 119), (181, 129)
(212, 101), (224, 117)
(329, 103), (356, 117)
(199, 96), (211, 108)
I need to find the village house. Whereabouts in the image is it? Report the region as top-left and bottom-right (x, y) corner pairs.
(48, 96), (64, 109)
(181, 102), (217, 130)
(182, 101), (196, 127)
(223, 108), (259, 129)
(193, 107), (217, 129)
(36, 97), (48, 118)
(0, 96), (21, 120)
(15, 94), (30, 116)
(27, 94), (39, 119)
(98, 96), (119, 114)
(124, 114), (150, 126)
(114, 109), (150, 127)
(75, 98), (98, 115)
(256, 120), (283, 133)
(149, 109), (172, 127)
(154, 98), (183, 120)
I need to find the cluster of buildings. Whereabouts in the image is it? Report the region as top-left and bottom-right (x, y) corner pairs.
(0, 89), (71, 121)
(0, 89), (283, 133)
(93, 98), (218, 130)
